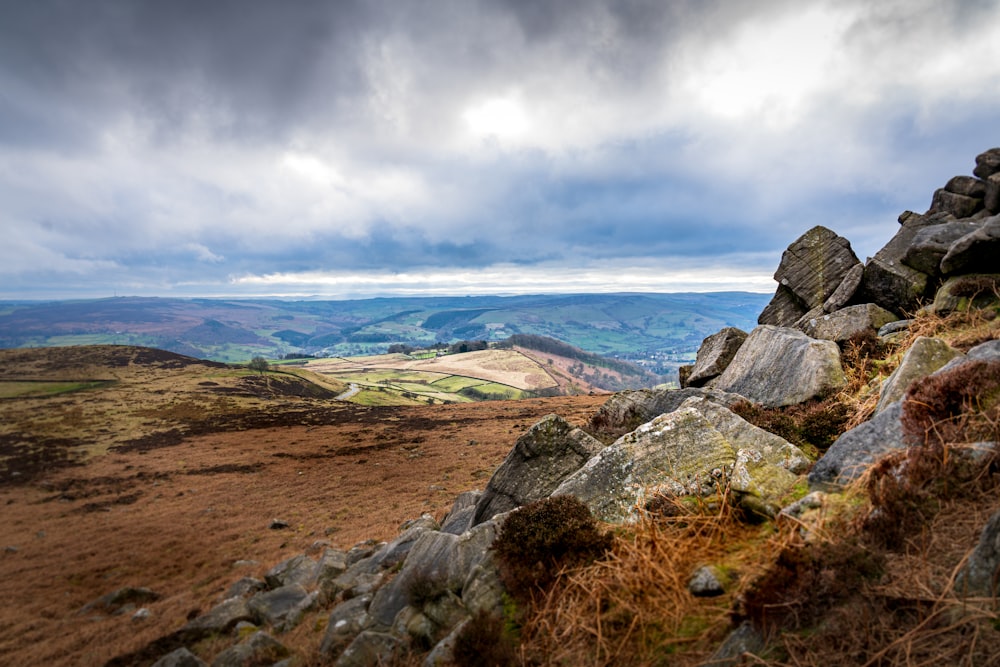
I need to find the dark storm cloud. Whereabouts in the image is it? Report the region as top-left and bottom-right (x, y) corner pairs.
(1, 0), (999, 298)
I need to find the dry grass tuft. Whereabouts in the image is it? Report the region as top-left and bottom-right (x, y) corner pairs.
(517, 489), (772, 666)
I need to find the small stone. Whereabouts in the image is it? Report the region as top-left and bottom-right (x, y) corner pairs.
(132, 607), (151, 622)
(269, 518), (290, 530)
(688, 566), (726, 597)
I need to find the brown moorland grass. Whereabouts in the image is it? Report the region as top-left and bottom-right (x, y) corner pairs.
(0, 345), (606, 666)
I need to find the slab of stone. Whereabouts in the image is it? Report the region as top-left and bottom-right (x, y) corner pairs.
(247, 584), (314, 629)
(808, 401), (905, 489)
(211, 631), (289, 667)
(902, 220), (984, 276)
(956, 508), (1000, 598)
(151, 648), (208, 667)
(823, 263), (864, 313)
(875, 337), (963, 413)
(940, 214), (1000, 275)
(758, 283), (808, 327)
(973, 147), (1000, 179)
(472, 414), (604, 525)
(773, 226), (861, 310)
(796, 303), (899, 344)
(686, 327), (747, 387)
(588, 386), (741, 438)
(711, 326), (846, 407)
(860, 210), (943, 313)
(264, 554), (318, 589)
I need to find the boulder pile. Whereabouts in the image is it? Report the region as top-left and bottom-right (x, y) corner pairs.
(133, 148), (1000, 666)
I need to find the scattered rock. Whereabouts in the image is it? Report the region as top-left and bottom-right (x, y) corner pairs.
(80, 586), (161, 616)
(269, 519), (290, 530)
(704, 621), (765, 667)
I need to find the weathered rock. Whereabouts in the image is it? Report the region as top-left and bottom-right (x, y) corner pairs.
(181, 597), (254, 636)
(556, 407), (734, 523)
(796, 303), (899, 344)
(80, 586), (161, 615)
(335, 630), (401, 667)
(758, 283), (808, 327)
(555, 399), (808, 523)
(264, 554), (318, 589)
(373, 514), (439, 570)
(772, 226), (861, 310)
(823, 262), (864, 313)
(705, 621), (765, 667)
(224, 577), (266, 600)
(319, 594), (373, 658)
(151, 648), (208, 667)
(461, 555), (505, 617)
(861, 210), (943, 313)
(878, 319), (914, 338)
(956, 507), (1000, 598)
(588, 386), (741, 438)
(711, 326), (846, 407)
(985, 173), (1000, 214)
(973, 147), (1000, 179)
(346, 539), (383, 567)
(367, 518), (499, 629)
(940, 214), (1000, 275)
(424, 618), (467, 667)
(928, 188), (982, 218)
(440, 491), (481, 535)
(325, 555), (386, 603)
(808, 401), (905, 489)
(472, 414), (604, 525)
(876, 337), (963, 413)
(945, 175), (987, 198)
(677, 364), (693, 388)
(211, 631), (289, 667)
(422, 590), (469, 631)
(247, 584), (315, 631)
(902, 220), (984, 276)
(688, 566), (726, 597)
(686, 327), (747, 387)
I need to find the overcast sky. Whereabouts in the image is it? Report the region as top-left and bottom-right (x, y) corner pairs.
(2, 0), (999, 300)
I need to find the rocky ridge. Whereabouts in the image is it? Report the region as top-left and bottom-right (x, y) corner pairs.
(111, 149), (1000, 666)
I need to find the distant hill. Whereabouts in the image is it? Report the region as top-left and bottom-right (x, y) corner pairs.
(0, 293), (770, 379)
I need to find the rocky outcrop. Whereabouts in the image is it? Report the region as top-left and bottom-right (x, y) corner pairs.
(940, 213), (1000, 275)
(685, 327), (747, 387)
(759, 226), (861, 326)
(554, 397), (808, 522)
(471, 414), (603, 525)
(588, 385), (742, 438)
(710, 326), (846, 407)
(795, 303), (899, 344)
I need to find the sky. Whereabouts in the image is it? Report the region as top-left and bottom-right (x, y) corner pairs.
(2, 0), (999, 300)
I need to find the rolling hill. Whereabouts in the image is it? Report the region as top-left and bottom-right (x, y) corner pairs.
(0, 293), (770, 381)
